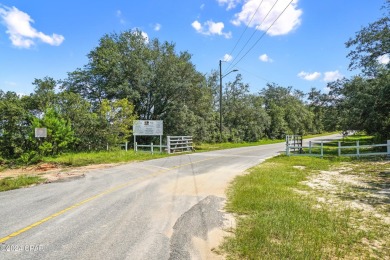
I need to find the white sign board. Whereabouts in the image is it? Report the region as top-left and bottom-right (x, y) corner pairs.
(35, 128), (47, 138)
(133, 120), (163, 136)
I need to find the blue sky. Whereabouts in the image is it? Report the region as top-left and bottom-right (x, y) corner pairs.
(0, 0), (388, 95)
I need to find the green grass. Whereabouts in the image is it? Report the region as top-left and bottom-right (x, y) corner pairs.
(196, 132), (339, 152)
(0, 175), (45, 192)
(195, 139), (284, 151)
(220, 156), (387, 259)
(43, 150), (170, 167)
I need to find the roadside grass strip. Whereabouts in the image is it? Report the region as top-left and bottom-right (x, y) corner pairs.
(0, 175), (44, 192)
(43, 150), (169, 167)
(221, 156), (390, 259)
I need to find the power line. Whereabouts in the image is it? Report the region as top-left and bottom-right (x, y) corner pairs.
(223, 0), (264, 68)
(224, 0), (280, 73)
(235, 65), (273, 83)
(230, 0), (294, 70)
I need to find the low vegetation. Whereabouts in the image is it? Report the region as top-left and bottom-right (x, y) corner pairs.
(43, 150), (169, 167)
(221, 156), (390, 259)
(0, 175), (44, 192)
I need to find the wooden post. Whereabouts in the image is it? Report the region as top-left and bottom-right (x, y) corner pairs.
(387, 140), (390, 157)
(309, 141), (312, 154)
(320, 141), (324, 158)
(125, 142), (128, 151)
(151, 142), (154, 154)
(135, 142), (138, 152)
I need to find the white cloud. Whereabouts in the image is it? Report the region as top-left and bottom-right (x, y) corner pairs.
(323, 70), (343, 82)
(377, 54), (390, 65)
(217, 0), (241, 10)
(223, 54), (233, 62)
(141, 31), (149, 43)
(192, 20), (202, 32)
(154, 23), (161, 31)
(298, 71), (321, 81)
(200, 4), (206, 10)
(191, 20), (232, 38)
(116, 9), (126, 24)
(232, 0), (302, 36)
(0, 5), (64, 48)
(259, 53), (273, 62)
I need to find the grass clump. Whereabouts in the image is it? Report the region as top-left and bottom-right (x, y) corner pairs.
(0, 175), (44, 192)
(221, 156), (382, 259)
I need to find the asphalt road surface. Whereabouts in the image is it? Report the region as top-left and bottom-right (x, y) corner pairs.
(0, 134), (341, 260)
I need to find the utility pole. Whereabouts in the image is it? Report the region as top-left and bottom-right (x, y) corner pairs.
(219, 60), (223, 139)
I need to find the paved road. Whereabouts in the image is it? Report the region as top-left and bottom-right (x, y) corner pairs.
(0, 134), (341, 259)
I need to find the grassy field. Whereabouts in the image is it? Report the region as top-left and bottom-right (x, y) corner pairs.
(220, 155), (390, 259)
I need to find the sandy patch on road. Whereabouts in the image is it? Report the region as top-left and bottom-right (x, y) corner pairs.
(0, 163), (121, 183)
(159, 167), (244, 198)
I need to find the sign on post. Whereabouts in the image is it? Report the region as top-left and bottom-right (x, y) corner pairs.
(133, 120), (163, 136)
(133, 120), (164, 153)
(35, 128), (47, 138)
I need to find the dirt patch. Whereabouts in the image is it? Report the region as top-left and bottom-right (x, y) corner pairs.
(0, 163), (121, 183)
(297, 161), (390, 258)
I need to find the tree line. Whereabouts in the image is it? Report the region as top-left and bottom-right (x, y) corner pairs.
(1, 0), (388, 163)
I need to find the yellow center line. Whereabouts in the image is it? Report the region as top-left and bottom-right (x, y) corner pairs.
(0, 155), (218, 243)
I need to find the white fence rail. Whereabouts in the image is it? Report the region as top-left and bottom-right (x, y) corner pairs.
(134, 142), (166, 154)
(286, 141), (324, 157)
(286, 140), (390, 158)
(167, 136), (193, 154)
(337, 140), (390, 157)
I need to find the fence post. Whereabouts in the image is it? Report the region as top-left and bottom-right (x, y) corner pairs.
(160, 135), (162, 153)
(321, 141), (324, 158)
(338, 141), (341, 156)
(356, 140), (360, 158)
(107, 143), (109, 151)
(135, 142), (138, 152)
(151, 142), (154, 154)
(286, 142), (290, 156)
(167, 136), (171, 154)
(309, 141), (312, 154)
(125, 142), (128, 151)
(387, 140), (390, 157)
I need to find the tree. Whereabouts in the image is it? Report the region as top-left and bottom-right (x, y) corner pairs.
(62, 30), (212, 141)
(0, 91), (31, 159)
(327, 70), (390, 139)
(30, 108), (75, 156)
(222, 74), (270, 142)
(98, 99), (137, 147)
(260, 83), (314, 138)
(24, 77), (58, 116)
(345, 0), (390, 74)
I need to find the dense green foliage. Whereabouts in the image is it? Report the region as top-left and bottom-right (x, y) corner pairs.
(1, 0), (389, 164)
